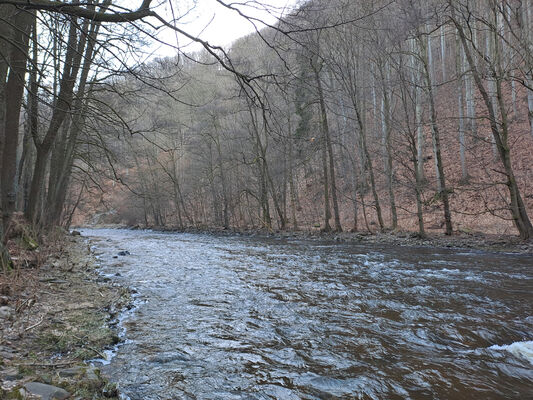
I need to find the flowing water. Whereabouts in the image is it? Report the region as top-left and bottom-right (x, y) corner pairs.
(82, 229), (533, 399)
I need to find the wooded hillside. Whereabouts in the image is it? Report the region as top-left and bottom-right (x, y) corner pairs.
(71, 0), (533, 238)
(1, 0), (533, 268)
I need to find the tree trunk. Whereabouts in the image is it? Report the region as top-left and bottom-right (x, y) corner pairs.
(215, 137), (230, 229)
(485, 28), (499, 158)
(349, 154), (360, 232)
(208, 144), (221, 225)
(320, 134), (331, 232)
(526, 1), (533, 139)
(419, 32), (453, 235)
(246, 100), (271, 230)
(1, 9), (33, 235)
(287, 115), (298, 230)
(313, 62), (341, 232)
(0, 6), (12, 194)
(379, 62), (398, 230)
(266, 166), (286, 230)
(440, 25), (447, 82)
(410, 38), (426, 184)
(455, 30), (468, 181)
(351, 91), (384, 231)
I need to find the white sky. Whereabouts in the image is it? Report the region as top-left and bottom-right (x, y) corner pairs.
(152, 0), (299, 56)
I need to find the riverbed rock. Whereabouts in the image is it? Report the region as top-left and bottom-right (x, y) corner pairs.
(0, 306), (13, 320)
(85, 367), (100, 382)
(0, 367), (20, 381)
(102, 382), (118, 397)
(23, 382), (70, 400)
(71, 230), (81, 236)
(57, 366), (84, 377)
(117, 251), (130, 256)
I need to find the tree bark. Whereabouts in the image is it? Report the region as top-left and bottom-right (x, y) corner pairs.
(1, 8), (33, 236)
(419, 31), (453, 235)
(313, 61), (341, 232)
(379, 61), (398, 230)
(287, 115), (298, 230)
(455, 30), (468, 181)
(352, 91), (384, 231)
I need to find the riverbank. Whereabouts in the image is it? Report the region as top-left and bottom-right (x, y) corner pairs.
(0, 234), (131, 399)
(91, 224), (533, 255)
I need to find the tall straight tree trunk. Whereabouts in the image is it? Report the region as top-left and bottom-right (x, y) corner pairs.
(440, 25), (447, 82)
(425, 28), (442, 192)
(287, 115), (298, 230)
(1, 9), (33, 240)
(321, 135), (331, 232)
(313, 62), (341, 232)
(485, 28), (499, 158)
(172, 151), (192, 226)
(0, 3), (9, 268)
(0, 5), (10, 178)
(18, 21), (38, 212)
(351, 90), (384, 231)
(340, 53), (384, 231)
(208, 144), (221, 225)
(399, 53), (426, 237)
(246, 100), (271, 230)
(528, 82), (533, 139)
(266, 167), (286, 230)
(379, 62), (398, 230)
(214, 135), (229, 229)
(455, 30), (468, 181)
(349, 154), (360, 232)
(464, 60), (478, 139)
(410, 38), (426, 183)
(503, 4), (518, 116)
(419, 32), (453, 235)
(527, 1), (533, 139)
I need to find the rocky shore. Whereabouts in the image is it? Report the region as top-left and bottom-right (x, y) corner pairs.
(0, 235), (131, 399)
(124, 224), (533, 255)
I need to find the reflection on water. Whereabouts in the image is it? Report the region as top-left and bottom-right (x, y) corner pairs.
(83, 229), (533, 399)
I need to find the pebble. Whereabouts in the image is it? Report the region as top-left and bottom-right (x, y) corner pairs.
(57, 366), (99, 382)
(0, 367), (20, 381)
(0, 306), (13, 320)
(57, 367), (84, 377)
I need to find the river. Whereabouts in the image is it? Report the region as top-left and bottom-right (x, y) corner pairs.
(82, 229), (533, 399)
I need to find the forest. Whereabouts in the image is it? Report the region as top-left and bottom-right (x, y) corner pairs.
(1, 0), (533, 268)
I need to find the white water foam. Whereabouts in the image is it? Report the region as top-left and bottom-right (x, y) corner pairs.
(489, 341), (533, 364)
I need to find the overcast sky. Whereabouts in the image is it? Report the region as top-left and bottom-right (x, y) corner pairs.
(152, 0), (299, 56)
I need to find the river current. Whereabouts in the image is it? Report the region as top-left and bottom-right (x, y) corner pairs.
(82, 229), (533, 399)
